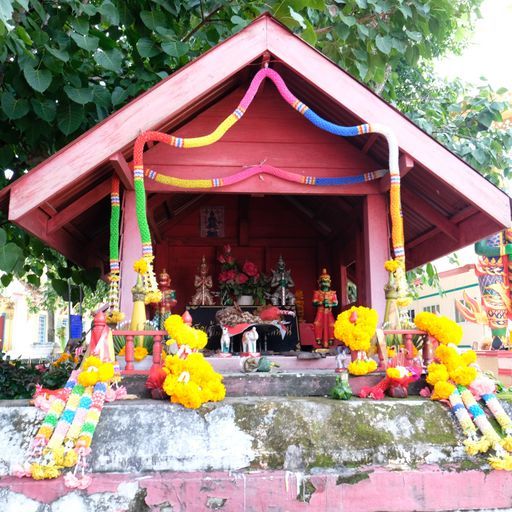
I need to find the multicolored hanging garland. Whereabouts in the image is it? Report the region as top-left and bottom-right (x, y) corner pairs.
(130, 67), (407, 303)
(106, 176), (124, 325)
(418, 311), (512, 470)
(13, 356), (118, 487)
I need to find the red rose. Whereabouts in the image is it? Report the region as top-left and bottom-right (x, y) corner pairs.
(237, 273), (248, 284)
(243, 261), (258, 277)
(226, 270), (237, 282)
(218, 254), (226, 264)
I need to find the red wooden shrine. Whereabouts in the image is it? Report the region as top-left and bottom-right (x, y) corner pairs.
(0, 14), (510, 329)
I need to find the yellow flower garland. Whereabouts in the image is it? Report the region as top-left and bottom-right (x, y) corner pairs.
(134, 346), (148, 361)
(334, 306), (378, 352)
(348, 358), (377, 376)
(384, 259), (400, 272)
(414, 312), (463, 345)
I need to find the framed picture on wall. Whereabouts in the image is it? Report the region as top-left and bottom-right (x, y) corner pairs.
(200, 206), (224, 238)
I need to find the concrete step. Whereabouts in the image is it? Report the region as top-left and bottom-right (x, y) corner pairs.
(122, 369), (426, 398)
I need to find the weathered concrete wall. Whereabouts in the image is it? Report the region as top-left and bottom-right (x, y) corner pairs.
(1, 397), (511, 511)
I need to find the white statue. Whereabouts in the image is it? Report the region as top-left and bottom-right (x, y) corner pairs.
(220, 325), (231, 354)
(242, 327), (259, 354)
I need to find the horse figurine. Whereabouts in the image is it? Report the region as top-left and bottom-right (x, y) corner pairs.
(242, 327), (259, 355)
(220, 325), (231, 355)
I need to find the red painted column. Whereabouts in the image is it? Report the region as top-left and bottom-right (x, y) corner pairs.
(125, 335), (134, 371)
(119, 190), (141, 322)
(152, 335), (162, 369)
(363, 194), (389, 323)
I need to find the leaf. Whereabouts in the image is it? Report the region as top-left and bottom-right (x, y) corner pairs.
(288, 7), (306, 29)
(399, 4), (412, 19)
(301, 20), (317, 46)
(136, 37), (160, 58)
(140, 9), (167, 31)
(99, 0), (119, 26)
(57, 101), (84, 136)
(1, 273), (13, 287)
(111, 86), (128, 106)
(375, 35), (392, 55)
(15, 26), (32, 45)
(355, 60), (368, 80)
(51, 278), (69, 300)
(26, 274), (40, 287)
(0, 228), (6, 245)
(23, 66), (52, 92)
(405, 30), (422, 42)
(44, 45), (69, 62)
(31, 98), (56, 122)
(0, 242), (24, 273)
(161, 40), (188, 58)
(64, 85), (93, 105)
(71, 32), (99, 51)
(70, 18), (89, 35)
(1, 91), (29, 119)
(92, 85), (111, 108)
(15, 0), (29, 9)
(94, 48), (123, 72)
(0, 0), (14, 29)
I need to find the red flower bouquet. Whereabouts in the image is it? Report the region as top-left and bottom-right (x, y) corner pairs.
(218, 246), (268, 305)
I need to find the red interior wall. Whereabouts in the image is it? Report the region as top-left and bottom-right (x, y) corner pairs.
(154, 194), (346, 322)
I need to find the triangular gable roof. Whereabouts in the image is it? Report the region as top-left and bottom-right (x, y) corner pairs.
(2, 13), (510, 268)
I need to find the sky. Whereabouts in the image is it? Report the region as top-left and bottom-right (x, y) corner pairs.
(435, 0), (512, 90)
(432, 0), (512, 271)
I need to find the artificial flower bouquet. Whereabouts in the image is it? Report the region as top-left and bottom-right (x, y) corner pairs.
(218, 245), (268, 305)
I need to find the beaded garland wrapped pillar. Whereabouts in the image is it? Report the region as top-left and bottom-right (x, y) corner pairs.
(130, 67), (408, 304)
(106, 177), (124, 326)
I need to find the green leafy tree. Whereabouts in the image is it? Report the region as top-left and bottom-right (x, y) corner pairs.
(0, 0), (509, 297)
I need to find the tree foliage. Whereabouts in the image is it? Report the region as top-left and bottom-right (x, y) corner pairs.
(0, 0), (510, 298)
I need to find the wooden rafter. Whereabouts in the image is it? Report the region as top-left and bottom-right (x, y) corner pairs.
(380, 154), (414, 193)
(109, 152), (134, 190)
(402, 188), (460, 242)
(406, 206), (477, 251)
(47, 180), (111, 235)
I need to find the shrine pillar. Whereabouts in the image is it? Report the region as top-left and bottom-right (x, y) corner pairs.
(363, 194), (389, 322)
(119, 190), (141, 321)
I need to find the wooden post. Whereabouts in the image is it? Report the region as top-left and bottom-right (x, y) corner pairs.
(119, 190), (141, 322)
(125, 334), (135, 371)
(363, 194), (389, 322)
(152, 334), (162, 370)
(404, 333), (414, 364)
(90, 311), (106, 356)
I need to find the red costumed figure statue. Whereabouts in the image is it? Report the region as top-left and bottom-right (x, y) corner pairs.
(313, 268), (338, 348)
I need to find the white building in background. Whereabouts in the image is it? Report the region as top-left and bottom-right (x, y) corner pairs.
(412, 263), (490, 349)
(0, 279), (68, 359)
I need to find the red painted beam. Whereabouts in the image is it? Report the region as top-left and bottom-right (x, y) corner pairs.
(110, 152), (133, 190)
(266, 20), (510, 229)
(14, 209), (86, 266)
(380, 154), (414, 193)
(47, 180), (111, 234)
(8, 16), (268, 220)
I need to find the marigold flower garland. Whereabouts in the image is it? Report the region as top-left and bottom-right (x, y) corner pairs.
(15, 356), (118, 484)
(334, 306), (378, 376)
(160, 315), (225, 408)
(421, 312), (512, 470)
(414, 312), (463, 346)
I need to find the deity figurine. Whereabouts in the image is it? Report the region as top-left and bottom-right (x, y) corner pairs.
(190, 256), (215, 306)
(313, 268), (338, 348)
(242, 327), (259, 355)
(153, 269), (177, 330)
(270, 255), (295, 306)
